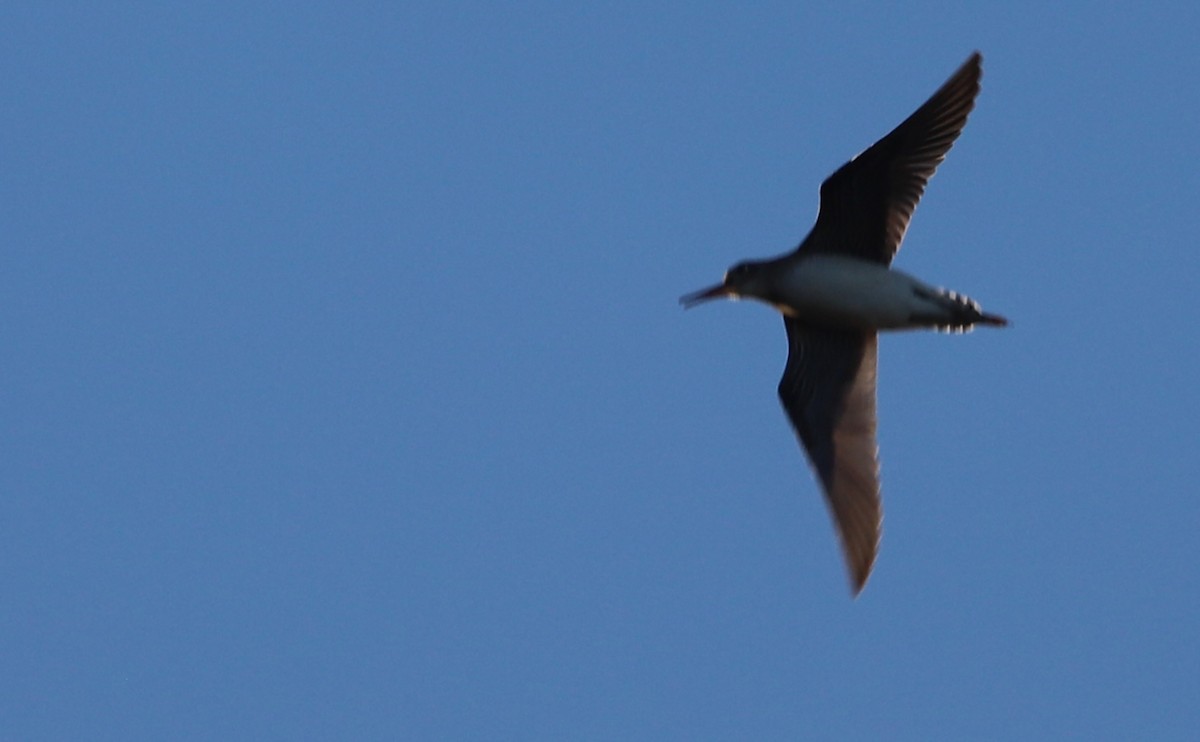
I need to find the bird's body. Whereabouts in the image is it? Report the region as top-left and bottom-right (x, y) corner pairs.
(682, 52), (1005, 594)
(762, 254), (1001, 331)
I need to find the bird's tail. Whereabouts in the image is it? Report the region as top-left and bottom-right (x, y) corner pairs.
(913, 287), (1008, 332)
(975, 311), (1009, 328)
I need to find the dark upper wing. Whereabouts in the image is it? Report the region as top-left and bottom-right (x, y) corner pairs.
(777, 318), (881, 594)
(803, 52), (982, 266)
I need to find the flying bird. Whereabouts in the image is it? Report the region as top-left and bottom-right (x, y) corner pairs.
(681, 52), (1006, 595)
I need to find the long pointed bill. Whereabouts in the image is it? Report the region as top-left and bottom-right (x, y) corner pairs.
(679, 282), (732, 309)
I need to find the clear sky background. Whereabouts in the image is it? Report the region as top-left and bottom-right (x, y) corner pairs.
(3, 3), (1198, 740)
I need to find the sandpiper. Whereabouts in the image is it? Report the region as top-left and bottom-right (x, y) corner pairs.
(682, 52), (1006, 594)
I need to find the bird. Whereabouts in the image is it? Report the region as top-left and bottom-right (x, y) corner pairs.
(680, 52), (1006, 595)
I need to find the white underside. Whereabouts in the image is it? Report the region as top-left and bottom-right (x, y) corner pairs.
(774, 255), (944, 330)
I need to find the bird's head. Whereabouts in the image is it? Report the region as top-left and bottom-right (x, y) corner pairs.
(680, 261), (770, 308)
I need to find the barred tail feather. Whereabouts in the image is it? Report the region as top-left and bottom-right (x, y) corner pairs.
(912, 286), (1008, 332)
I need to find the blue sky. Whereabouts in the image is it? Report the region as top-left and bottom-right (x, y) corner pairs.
(3, 3), (1198, 739)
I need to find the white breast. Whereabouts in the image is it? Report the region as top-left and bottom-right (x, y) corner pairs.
(775, 255), (938, 330)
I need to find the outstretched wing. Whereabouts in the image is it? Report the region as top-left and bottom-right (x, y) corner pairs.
(803, 52), (982, 266)
(777, 318), (881, 594)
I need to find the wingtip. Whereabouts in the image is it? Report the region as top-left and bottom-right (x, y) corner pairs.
(848, 560), (875, 597)
(958, 51), (984, 88)
(962, 50), (983, 75)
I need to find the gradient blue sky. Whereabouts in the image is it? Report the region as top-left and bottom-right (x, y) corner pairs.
(4, 3), (1198, 740)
